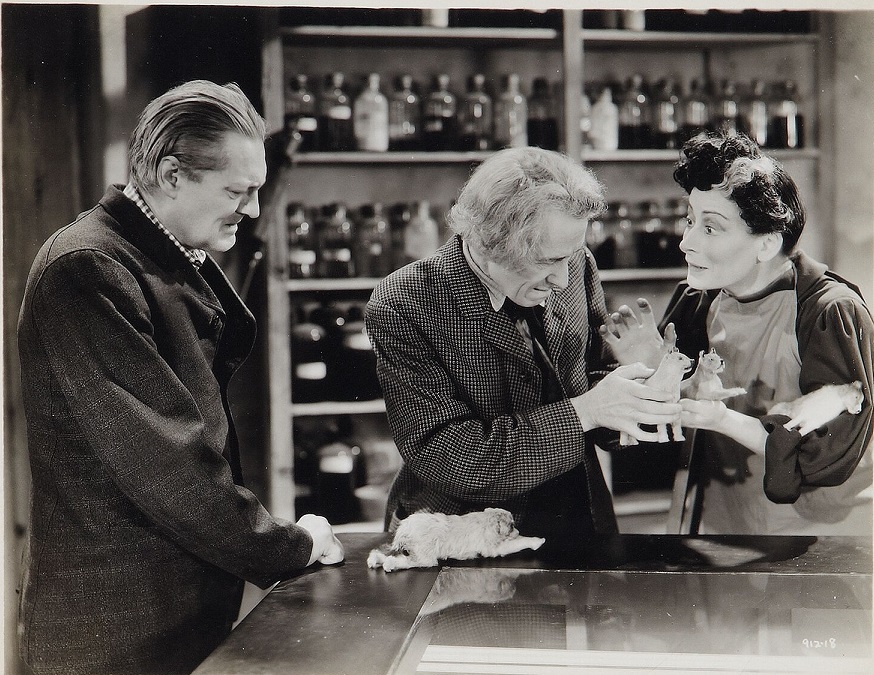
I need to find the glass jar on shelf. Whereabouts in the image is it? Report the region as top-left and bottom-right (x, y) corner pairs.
(612, 201), (638, 269)
(316, 202), (356, 278)
(743, 79), (770, 147)
(679, 78), (711, 145)
(589, 86), (619, 151)
(286, 201), (317, 279)
(353, 73), (389, 152)
(457, 73), (493, 151)
(388, 202), (412, 270)
(404, 200), (440, 262)
(284, 74), (318, 152)
(527, 77), (559, 151)
(422, 74), (458, 152)
(712, 79), (741, 136)
(319, 71), (355, 152)
(493, 73), (528, 149)
(586, 203), (615, 270)
(651, 78), (680, 150)
(618, 74), (652, 150)
(388, 74), (421, 152)
(290, 303), (330, 403)
(353, 202), (392, 278)
(768, 79), (804, 149)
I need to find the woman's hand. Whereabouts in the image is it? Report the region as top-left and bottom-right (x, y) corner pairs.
(599, 298), (677, 369)
(680, 398), (728, 431)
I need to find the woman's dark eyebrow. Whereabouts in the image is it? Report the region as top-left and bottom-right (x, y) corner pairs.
(701, 209), (729, 221)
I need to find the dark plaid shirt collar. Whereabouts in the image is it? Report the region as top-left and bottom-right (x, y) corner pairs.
(123, 182), (207, 269)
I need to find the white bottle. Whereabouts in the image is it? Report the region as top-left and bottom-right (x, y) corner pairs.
(580, 90), (593, 149)
(354, 73), (389, 152)
(589, 87), (619, 151)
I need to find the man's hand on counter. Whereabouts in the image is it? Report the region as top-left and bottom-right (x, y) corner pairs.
(297, 514), (346, 566)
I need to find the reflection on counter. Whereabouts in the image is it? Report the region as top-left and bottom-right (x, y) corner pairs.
(393, 565), (872, 674)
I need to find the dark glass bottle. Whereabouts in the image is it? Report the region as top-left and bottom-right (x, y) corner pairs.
(651, 78), (680, 149)
(316, 203), (355, 278)
(337, 303), (381, 402)
(744, 79), (770, 147)
(319, 72), (355, 152)
(494, 73), (528, 149)
(618, 74), (652, 149)
(712, 79), (741, 136)
(679, 78), (711, 144)
(768, 80), (804, 149)
(284, 74), (318, 152)
(457, 73), (493, 151)
(290, 305), (329, 403)
(353, 202), (392, 278)
(527, 77), (559, 150)
(286, 202), (317, 279)
(422, 74), (458, 152)
(388, 74), (421, 151)
(388, 202), (413, 270)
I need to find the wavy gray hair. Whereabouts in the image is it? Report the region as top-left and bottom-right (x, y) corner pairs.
(447, 147), (606, 271)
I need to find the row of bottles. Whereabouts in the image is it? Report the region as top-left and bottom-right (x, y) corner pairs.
(284, 71), (561, 153)
(587, 198), (689, 270)
(290, 301), (381, 404)
(582, 76), (805, 151)
(286, 200), (445, 279)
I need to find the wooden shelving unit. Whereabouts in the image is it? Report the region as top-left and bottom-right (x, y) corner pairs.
(259, 9), (823, 523)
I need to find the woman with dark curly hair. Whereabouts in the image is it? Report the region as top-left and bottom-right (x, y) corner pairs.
(603, 131), (872, 535)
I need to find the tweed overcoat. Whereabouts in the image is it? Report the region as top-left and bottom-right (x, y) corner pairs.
(17, 186), (314, 675)
(365, 235), (619, 537)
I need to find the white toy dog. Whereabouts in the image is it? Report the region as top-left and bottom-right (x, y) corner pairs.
(367, 508), (545, 572)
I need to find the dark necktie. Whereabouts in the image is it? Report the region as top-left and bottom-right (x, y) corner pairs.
(502, 299), (564, 404)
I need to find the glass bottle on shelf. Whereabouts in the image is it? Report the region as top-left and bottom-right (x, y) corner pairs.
(319, 72), (355, 152)
(338, 303), (381, 401)
(587, 203), (615, 270)
(768, 80), (804, 149)
(652, 78), (680, 150)
(388, 74), (421, 151)
(744, 79), (770, 147)
(618, 74), (652, 150)
(316, 203), (356, 278)
(589, 86), (619, 151)
(679, 78), (711, 144)
(422, 74), (458, 152)
(353, 73), (389, 152)
(353, 202), (392, 278)
(527, 77), (559, 150)
(388, 202), (412, 270)
(286, 202), (317, 279)
(712, 79), (741, 136)
(613, 201), (638, 269)
(404, 201), (440, 262)
(493, 73), (528, 149)
(457, 73), (493, 151)
(290, 303), (330, 403)
(579, 87), (593, 150)
(284, 74), (318, 153)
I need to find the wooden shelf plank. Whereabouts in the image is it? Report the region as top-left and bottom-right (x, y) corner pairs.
(582, 148), (819, 163)
(290, 399), (387, 417)
(581, 29), (818, 48)
(280, 25), (559, 46)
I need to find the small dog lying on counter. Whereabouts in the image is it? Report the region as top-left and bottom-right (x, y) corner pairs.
(367, 508), (545, 572)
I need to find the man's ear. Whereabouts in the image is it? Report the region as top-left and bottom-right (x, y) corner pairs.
(156, 156), (181, 197)
(757, 232), (783, 263)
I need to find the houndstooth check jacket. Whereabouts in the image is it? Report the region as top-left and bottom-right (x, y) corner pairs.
(365, 235), (619, 537)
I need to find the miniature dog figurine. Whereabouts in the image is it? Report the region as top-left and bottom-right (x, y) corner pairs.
(367, 508), (545, 572)
(768, 381), (864, 436)
(620, 349), (692, 446)
(680, 348), (747, 401)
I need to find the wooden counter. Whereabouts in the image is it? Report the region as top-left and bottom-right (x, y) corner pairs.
(194, 533), (872, 674)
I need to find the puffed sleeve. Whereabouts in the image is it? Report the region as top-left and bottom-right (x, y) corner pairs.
(762, 295), (873, 503)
